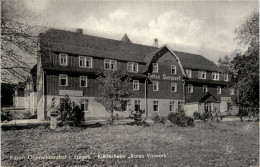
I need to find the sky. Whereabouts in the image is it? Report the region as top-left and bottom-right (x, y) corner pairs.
(25, 0), (259, 63)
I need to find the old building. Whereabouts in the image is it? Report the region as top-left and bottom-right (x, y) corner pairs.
(36, 28), (236, 120)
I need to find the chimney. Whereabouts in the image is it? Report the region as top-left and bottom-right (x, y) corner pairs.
(153, 38), (158, 47)
(76, 28), (83, 34)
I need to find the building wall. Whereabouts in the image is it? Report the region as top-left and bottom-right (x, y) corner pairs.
(184, 103), (199, 117)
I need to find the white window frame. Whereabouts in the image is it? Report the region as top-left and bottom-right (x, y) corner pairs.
(198, 70), (206, 79)
(203, 85), (208, 93)
(104, 59), (117, 70)
(217, 86), (221, 94)
(212, 72), (219, 80)
(127, 62), (139, 73)
(133, 80), (139, 90)
(188, 84), (193, 93)
(171, 65), (177, 74)
(153, 81), (159, 91)
(79, 56), (93, 68)
(59, 74), (68, 86)
(186, 69), (192, 78)
(134, 100), (141, 111)
(153, 63), (158, 73)
(80, 99), (89, 112)
(171, 83), (177, 92)
(224, 73), (229, 82)
(80, 76), (88, 87)
(177, 101), (184, 111)
(169, 101), (175, 112)
(153, 101), (159, 112)
(59, 53), (68, 66)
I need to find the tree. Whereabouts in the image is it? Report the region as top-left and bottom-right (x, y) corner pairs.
(95, 71), (133, 122)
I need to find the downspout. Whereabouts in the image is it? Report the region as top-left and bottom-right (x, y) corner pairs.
(145, 78), (148, 118)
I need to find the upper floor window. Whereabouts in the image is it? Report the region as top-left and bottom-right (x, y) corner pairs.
(59, 74), (68, 86)
(198, 70), (206, 79)
(133, 80), (139, 90)
(203, 85), (208, 93)
(79, 56), (93, 68)
(186, 69), (192, 78)
(127, 62), (139, 73)
(153, 101), (159, 112)
(171, 65), (177, 74)
(153, 63), (158, 73)
(171, 83), (177, 92)
(80, 76), (88, 87)
(169, 101), (175, 112)
(59, 53), (68, 66)
(188, 84), (193, 93)
(224, 73), (229, 82)
(212, 72), (219, 80)
(217, 86), (221, 94)
(230, 88), (234, 95)
(104, 59), (117, 70)
(153, 81), (159, 91)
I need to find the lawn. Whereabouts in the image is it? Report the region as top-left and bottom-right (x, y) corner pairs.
(1, 121), (259, 167)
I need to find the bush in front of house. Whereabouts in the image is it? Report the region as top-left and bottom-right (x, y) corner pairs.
(129, 109), (148, 126)
(1, 110), (12, 122)
(72, 105), (84, 126)
(152, 114), (166, 124)
(168, 110), (194, 127)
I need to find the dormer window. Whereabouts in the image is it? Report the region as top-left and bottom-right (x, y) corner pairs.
(171, 65), (177, 74)
(186, 69), (192, 78)
(153, 63), (158, 73)
(224, 73), (229, 81)
(212, 72), (219, 80)
(79, 56), (93, 68)
(198, 70), (206, 79)
(59, 53), (68, 66)
(127, 62), (138, 73)
(104, 59), (117, 70)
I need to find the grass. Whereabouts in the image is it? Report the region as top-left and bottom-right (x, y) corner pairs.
(1, 121), (259, 167)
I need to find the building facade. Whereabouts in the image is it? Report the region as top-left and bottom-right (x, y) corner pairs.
(35, 28), (236, 120)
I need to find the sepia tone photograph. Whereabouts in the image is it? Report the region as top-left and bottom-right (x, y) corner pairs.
(1, 0), (259, 166)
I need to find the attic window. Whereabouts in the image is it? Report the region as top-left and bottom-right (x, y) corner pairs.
(104, 59), (117, 70)
(153, 63), (158, 73)
(212, 72), (219, 80)
(224, 73), (229, 81)
(59, 53), (68, 66)
(171, 65), (177, 74)
(79, 56), (93, 68)
(198, 70), (206, 79)
(127, 62), (138, 73)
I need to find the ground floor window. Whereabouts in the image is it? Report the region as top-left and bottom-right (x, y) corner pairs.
(121, 100), (128, 111)
(153, 101), (159, 112)
(80, 99), (89, 112)
(204, 102), (212, 112)
(177, 101), (183, 111)
(169, 101), (175, 112)
(134, 100), (140, 111)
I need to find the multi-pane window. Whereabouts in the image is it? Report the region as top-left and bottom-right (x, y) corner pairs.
(212, 72), (219, 80)
(153, 81), (159, 91)
(169, 101), (175, 112)
(177, 101), (183, 111)
(79, 56), (93, 68)
(59, 74), (68, 86)
(80, 99), (89, 112)
(171, 83), (177, 92)
(104, 59), (117, 70)
(80, 76), (88, 87)
(198, 70), (206, 79)
(134, 100), (140, 111)
(224, 73), (229, 81)
(59, 53), (68, 66)
(127, 62), (138, 73)
(217, 86), (221, 94)
(205, 102), (212, 112)
(186, 69), (192, 78)
(171, 65), (176, 74)
(153, 63), (158, 73)
(153, 101), (159, 112)
(133, 80), (139, 90)
(188, 84), (193, 93)
(203, 85), (208, 93)
(230, 88), (234, 95)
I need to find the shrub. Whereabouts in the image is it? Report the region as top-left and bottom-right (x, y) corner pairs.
(72, 105), (84, 126)
(168, 111), (194, 127)
(152, 114), (166, 124)
(129, 109), (146, 125)
(1, 110), (12, 122)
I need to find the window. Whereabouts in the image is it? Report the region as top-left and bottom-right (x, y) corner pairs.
(79, 56), (93, 68)
(203, 85), (208, 93)
(121, 100), (128, 111)
(186, 69), (192, 78)
(153, 81), (159, 91)
(134, 100), (140, 111)
(59, 74), (68, 86)
(127, 62), (138, 73)
(59, 53), (68, 66)
(198, 70), (206, 79)
(217, 86), (221, 94)
(171, 65), (176, 74)
(153, 63), (158, 73)
(133, 80), (139, 90)
(153, 101), (159, 112)
(171, 83), (177, 92)
(188, 84), (193, 93)
(212, 72), (219, 80)
(104, 59), (117, 70)
(224, 73), (229, 81)
(169, 101), (175, 112)
(205, 102), (213, 112)
(80, 99), (89, 112)
(177, 101), (183, 111)
(80, 76), (88, 87)
(230, 88), (234, 95)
